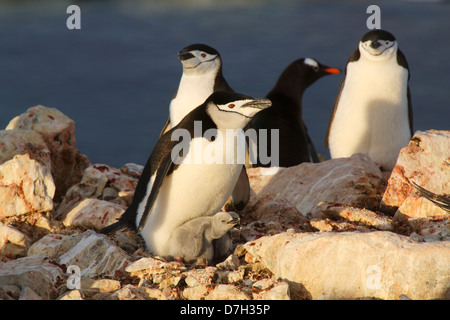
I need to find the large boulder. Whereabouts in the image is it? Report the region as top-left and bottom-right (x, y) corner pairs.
(243, 153), (385, 222)
(6, 105), (90, 199)
(244, 231), (450, 300)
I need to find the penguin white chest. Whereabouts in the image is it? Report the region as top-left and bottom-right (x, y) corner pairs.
(328, 58), (411, 170)
(138, 132), (243, 255)
(170, 73), (215, 126)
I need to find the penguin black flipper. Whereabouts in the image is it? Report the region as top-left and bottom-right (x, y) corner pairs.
(101, 131), (179, 235)
(397, 49), (413, 135)
(136, 152), (175, 233)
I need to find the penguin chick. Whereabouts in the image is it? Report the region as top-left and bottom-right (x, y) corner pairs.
(251, 57), (341, 167)
(163, 211), (240, 264)
(326, 29), (413, 171)
(101, 91), (271, 258)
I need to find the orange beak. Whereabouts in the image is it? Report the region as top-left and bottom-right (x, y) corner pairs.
(323, 67), (341, 74)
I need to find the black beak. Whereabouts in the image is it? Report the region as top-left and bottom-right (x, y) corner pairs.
(370, 40), (381, 49)
(228, 218), (241, 230)
(178, 50), (195, 61)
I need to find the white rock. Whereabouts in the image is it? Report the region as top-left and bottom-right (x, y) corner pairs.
(244, 231), (450, 300)
(6, 105), (90, 199)
(253, 281), (290, 300)
(0, 222), (30, 258)
(0, 255), (65, 299)
(57, 230), (130, 278)
(0, 154), (55, 217)
(63, 198), (126, 230)
(245, 153), (384, 221)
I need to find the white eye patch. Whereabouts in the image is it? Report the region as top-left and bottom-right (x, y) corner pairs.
(304, 58), (319, 69)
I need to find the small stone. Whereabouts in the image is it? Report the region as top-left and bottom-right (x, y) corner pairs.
(0, 222), (31, 258)
(159, 276), (182, 289)
(102, 187), (118, 200)
(184, 267), (217, 287)
(18, 287), (44, 300)
(216, 254), (240, 270)
(0, 284), (21, 300)
(58, 289), (83, 300)
(253, 281), (290, 300)
(80, 278), (121, 293)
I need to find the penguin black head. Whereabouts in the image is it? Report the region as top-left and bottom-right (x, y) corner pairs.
(205, 91), (272, 129)
(268, 58), (341, 98)
(177, 43), (222, 75)
(298, 58), (341, 86)
(359, 29), (399, 61)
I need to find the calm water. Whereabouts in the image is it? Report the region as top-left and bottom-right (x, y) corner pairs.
(0, 0), (449, 168)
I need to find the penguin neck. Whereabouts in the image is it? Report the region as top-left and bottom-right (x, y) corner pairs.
(266, 67), (308, 116)
(204, 222), (224, 241)
(171, 69), (219, 126)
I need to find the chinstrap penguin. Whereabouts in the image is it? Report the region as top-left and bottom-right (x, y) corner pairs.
(101, 91), (271, 259)
(163, 211), (240, 264)
(326, 29), (413, 171)
(161, 43), (250, 211)
(251, 57), (341, 167)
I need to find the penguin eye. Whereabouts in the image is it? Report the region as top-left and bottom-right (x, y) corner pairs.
(201, 53), (207, 58)
(313, 66), (319, 72)
(228, 104), (235, 109)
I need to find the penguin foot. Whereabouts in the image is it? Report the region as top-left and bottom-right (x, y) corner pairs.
(174, 256), (184, 263)
(192, 257), (209, 268)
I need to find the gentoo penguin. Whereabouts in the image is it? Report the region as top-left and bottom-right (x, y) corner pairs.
(160, 43), (250, 211)
(163, 211), (240, 264)
(101, 91), (271, 259)
(326, 29), (413, 171)
(251, 58), (341, 167)
(411, 181), (450, 213)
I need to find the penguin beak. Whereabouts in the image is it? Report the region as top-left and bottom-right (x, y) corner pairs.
(242, 98), (272, 110)
(228, 218), (241, 230)
(322, 66), (341, 75)
(178, 50), (195, 61)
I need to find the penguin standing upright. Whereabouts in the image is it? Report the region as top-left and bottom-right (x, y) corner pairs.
(251, 58), (341, 167)
(101, 91), (271, 259)
(326, 29), (413, 171)
(160, 43), (249, 210)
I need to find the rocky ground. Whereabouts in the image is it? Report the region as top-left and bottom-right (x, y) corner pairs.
(0, 105), (449, 300)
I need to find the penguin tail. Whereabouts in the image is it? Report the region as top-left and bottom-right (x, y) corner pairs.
(99, 220), (127, 234)
(100, 206), (138, 234)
